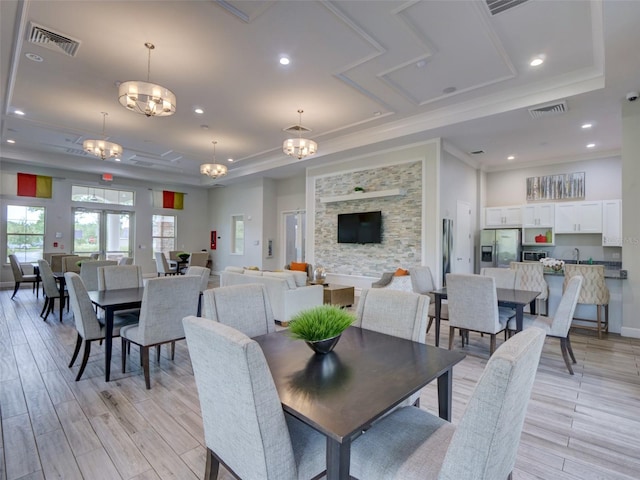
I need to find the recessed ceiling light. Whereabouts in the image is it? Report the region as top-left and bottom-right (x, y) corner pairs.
(194, 108), (204, 114)
(443, 86), (457, 94)
(581, 123), (592, 129)
(25, 52), (43, 62)
(200, 124), (209, 130)
(7, 139), (16, 144)
(586, 143), (596, 148)
(228, 158), (234, 163)
(507, 155), (515, 160)
(279, 56), (290, 66)
(415, 60), (427, 68)
(530, 57), (544, 67)
(115, 158), (121, 162)
(14, 110), (25, 116)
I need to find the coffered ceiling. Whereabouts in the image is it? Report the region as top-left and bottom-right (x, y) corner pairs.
(1, 0), (638, 187)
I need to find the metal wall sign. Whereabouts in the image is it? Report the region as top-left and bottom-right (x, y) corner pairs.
(526, 172), (585, 201)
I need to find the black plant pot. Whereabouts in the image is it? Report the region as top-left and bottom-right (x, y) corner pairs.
(305, 334), (341, 354)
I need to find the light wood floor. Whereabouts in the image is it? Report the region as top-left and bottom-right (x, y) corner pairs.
(1, 284), (639, 480)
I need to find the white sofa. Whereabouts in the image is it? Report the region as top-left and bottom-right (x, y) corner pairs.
(220, 268), (323, 323)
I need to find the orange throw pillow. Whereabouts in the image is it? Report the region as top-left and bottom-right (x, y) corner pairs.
(394, 268), (409, 276)
(290, 262), (308, 272)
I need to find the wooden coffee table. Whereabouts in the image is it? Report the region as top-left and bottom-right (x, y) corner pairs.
(323, 284), (355, 307)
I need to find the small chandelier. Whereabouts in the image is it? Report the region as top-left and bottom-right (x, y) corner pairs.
(83, 112), (123, 160)
(283, 109), (318, 160)
(200, 141), (228, 179)
(118, 42), (176, 117)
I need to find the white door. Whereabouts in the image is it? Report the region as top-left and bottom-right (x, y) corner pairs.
(454, 201), (472, 273)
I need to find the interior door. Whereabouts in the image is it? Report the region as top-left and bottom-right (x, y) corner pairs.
(454, 201), (472, 273)
(283, 210), (306, 266)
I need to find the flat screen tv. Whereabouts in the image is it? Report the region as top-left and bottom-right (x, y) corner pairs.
(337, 211), (382, 244)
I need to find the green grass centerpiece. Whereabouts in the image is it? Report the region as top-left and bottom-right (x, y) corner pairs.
(288, 305), (355, 354)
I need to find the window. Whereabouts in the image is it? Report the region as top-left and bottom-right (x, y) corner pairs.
(231, 214), (244, 255)
(152, 215), (176, 257)
(6, 205), (45, 262)
(71, 185), (134, 206)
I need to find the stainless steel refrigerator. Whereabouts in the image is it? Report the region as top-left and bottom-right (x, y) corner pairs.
(479, 229), (521, 269)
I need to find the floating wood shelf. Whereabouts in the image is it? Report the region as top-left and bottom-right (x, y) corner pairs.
(319, 188), (406, 203)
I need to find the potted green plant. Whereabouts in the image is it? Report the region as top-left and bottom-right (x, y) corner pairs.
(353, 186), (365, 193)
(288, 305), (355, 354)
(177, 252), (190, 262)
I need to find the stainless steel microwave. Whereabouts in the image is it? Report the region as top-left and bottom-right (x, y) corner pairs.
(522, 251), (547, 262)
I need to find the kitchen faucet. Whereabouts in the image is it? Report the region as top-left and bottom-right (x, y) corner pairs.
(574, 247), (580, 264)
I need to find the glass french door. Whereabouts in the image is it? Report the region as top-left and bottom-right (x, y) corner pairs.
(73, 208), (133, 261)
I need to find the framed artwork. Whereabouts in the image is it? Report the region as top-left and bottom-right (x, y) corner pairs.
(526, 172), (585, 201)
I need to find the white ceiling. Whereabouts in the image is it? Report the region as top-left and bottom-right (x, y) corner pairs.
(1, 0), (639, 187)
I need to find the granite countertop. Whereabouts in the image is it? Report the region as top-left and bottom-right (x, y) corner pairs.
(542, 261), (626, 279)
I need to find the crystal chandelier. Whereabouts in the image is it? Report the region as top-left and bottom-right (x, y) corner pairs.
(83, 112), (123, 160)
(200, 141), (228, 179)
(283, 109), (318, 160)
(118, 42), (176, 117)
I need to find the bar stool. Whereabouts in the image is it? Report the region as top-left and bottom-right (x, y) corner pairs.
(563, 264), (609, 339)
(510, 261), (549, 315)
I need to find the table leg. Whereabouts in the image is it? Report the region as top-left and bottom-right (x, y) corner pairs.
(516, 305), (524, 332)
(530, 299), (537, 316)
(437, 368), (453, 421)
(326, 437), (351, 480)
(105, 307), (114, 382)
(58, 276), (65, 322)
(434, 295), (442, 347)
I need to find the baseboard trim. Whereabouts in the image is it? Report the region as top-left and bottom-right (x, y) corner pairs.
(620, 326), (640, 338)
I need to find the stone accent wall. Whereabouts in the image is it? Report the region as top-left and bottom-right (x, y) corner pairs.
(314, 161), (422, 277)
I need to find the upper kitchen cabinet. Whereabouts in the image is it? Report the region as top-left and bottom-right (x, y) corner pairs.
(602, 199), (622, 246)
(522, 203), (555, 228)
(555, 201), (602, 234)
(484, 206), (522, 228)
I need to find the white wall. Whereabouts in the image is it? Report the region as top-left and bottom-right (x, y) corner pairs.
(0, 161), (210, 280)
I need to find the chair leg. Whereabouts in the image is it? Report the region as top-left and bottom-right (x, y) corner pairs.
(566, 334), (577, 364)
(604, 304), (609, 334)
(205, 448), (220, 480)
(426, 317), (433, 334)
(489, 334), (496, 356)
(69, 333), (83, 368)
(156, 345), (161, 362)
(560, 338), (574, 375)
(170, 341), (175, 361)
(122, 338), (128, 374)
(40, 297), (49, 318)
(448, 326), (455, 350)
(75, 340), (92, 381)
(42, 299), (53, 321)
(142, 346), (151, 389)
(11, 282), (20, 299)
(596, 305), (602, 340)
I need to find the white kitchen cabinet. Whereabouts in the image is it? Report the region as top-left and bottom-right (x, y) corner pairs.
(602, 199), (622, 246)
(555, 201), (602, 234)
(484, 206), (522, 228)
(522, 203), (555, 227)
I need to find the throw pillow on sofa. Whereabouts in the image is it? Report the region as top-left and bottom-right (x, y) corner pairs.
(285, 269), (308, 287)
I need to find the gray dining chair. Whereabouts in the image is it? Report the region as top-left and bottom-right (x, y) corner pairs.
(9, 254), (39, 299)
(155, 252), (178, 276)
(511, 261), (549, 315)
(118, 256), (134, 265)
(79, 260), (118, 291)
(446, 273), (511, 356)
(65, 272), (138, 381)
(97, 265), (144, 290)
(355, 288), (428, 407)
(188, 251), (208, 267)
(202, 283), (276, 337)
(185, 266), (211, 316)
(120, 275), (200, 389)
(509, 275), (583, 374)
(38, 259), (68, 321)
(183, 316), (326, 480)
(409, 265), (449, 334)
(349, 327), (546, 480)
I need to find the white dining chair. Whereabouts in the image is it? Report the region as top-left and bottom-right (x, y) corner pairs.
(80, 260), (118, 291)
(97, 265), (144, 291)
(155, 252), (178, 276)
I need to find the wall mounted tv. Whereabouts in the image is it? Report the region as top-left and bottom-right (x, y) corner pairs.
(337, 211), (382, 244)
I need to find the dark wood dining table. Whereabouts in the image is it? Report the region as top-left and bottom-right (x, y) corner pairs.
(87, 287), (144, 382)
(431, 287), (540, 347)
(254, 326), (466, 480)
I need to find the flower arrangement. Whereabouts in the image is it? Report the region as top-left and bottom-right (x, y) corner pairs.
(540, 257), (564, 271)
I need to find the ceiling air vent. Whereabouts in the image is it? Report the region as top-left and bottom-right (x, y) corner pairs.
(528, 100), (568, 119)
(28, 23), (81, 57)
(470, 150), (485, 155)
(486, 0), (529, 16)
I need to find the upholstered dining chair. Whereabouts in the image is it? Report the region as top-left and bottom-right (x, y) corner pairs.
(61, 255), (85, 273)
(188, 251), (208, 267)
(409, 266), (449, 335)
(355, 288), (429, 407)
(9, 254), (39, 299)
(509, 275), (583, 374)
(38, 259), (68, 321)
(97, 265), (144, 291)
(118, 256), (134, 265)
(202, 283), (276, 337)
(185, 266), (211, 316)
(120, 275), (200, 389)
(155, 252), (178, 276)
(183, 316), (326, 480)
(349, 327), (546, 480)
(510, 261), (549, 315)
(446, 273), (511, 356)
(480, 267), (518, 320)
(64, 272), (138, 381)
(79, 260), (118, 291)
(49, 254), (70, 273)
(563, 264), (609, 339)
